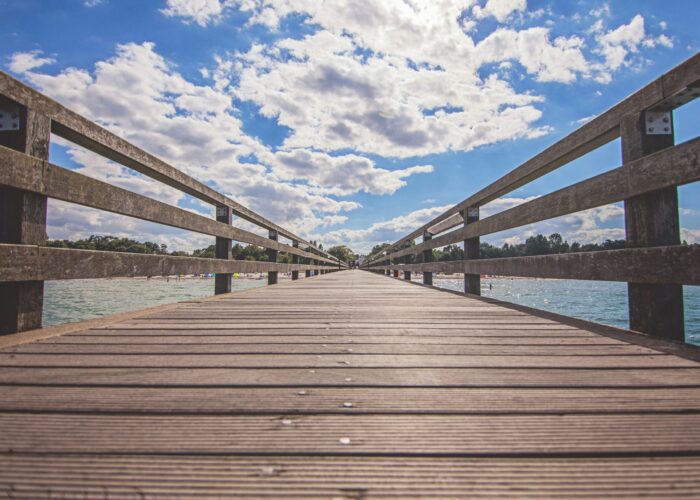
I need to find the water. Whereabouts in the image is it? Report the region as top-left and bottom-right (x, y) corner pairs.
(413, 275), (700, 345)
(43, 274), (700, 346)
(43, 276), (266, 327)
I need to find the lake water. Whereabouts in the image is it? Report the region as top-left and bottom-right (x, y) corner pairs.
(412, 275), (700, 345)
(43, 274), (700, 345)
(43, 277), (266, 326)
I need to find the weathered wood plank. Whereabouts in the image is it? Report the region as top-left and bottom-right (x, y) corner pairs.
(0, 244), (328, 281)
(0, 146), (337, 264)
(375, 245), (700, 285)
(369, 53), (700, 259)
(389, 137), (700, 259)
(1, 413), (699, 454)
(6, 342), (656, 355)
(0, 71), (329, 254)
(0, 353), (691, 368)
(2, 367), (698, 387)
(1, 386), (699, 414)
(2, 455), (699, 498)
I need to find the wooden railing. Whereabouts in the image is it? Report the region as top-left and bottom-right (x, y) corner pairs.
(364, 53), (700, 343)
(0, 72), (346, 335)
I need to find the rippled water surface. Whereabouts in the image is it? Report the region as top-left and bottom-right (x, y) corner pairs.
(413, 276), (700, 345)
(44, 274), (699, 345)
(43, 277), (266, 326)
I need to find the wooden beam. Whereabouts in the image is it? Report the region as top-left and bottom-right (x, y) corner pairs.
(267, 230), (278, 285)
(621, 111), (683, 340)
(0, 245), (321, 281)
(0, 98), (50, 334)
(389, 137), (700, 259)
(374, 53), (700, 257)
(462, 207), (480, 295)
(0, 71), (325, 254)
(370, 245), (700, 285)
(214, 205), (232, 294)
(0, 146), (337, 265)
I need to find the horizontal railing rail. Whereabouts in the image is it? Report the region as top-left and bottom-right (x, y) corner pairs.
(0, 72), (346, 334)
(364, 52), (700, 343)
(0, 146), (337, 265)
(367, 53), (700, 259)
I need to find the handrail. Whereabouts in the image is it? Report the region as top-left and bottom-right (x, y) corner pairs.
(366, 53), (700, 264)
(364, 52), (700, 344)
(0, 73), (346, 334)
(0, 71), (339, 262)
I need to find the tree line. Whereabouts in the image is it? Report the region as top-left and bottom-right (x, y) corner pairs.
(369, 232), (698, 263)
(46, 235), (357, 264)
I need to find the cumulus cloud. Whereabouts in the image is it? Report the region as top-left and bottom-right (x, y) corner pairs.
(161, 0), (235, 26)
(319, 205), (454, 253)
(472, 0), (527, 22)
(11, 42), (393, 248)
(7, 50), (55, 73)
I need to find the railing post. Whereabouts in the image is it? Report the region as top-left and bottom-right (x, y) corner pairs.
(422, 232), (433, 285)
(267, 229), (278, 285)
(291, 240), (299, 280)
(621, 110), (684, 341)
(214, 205), (232, 294)
(462, 207), (480, 295)
(0, 98), (50, 334)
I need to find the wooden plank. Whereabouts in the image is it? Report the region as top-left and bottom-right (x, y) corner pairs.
(621, 111), (684, 340)
(44, 334), (624, 344)
(1, 455), (699, 498)
(0, 71), (329, 254)
(0, 244), (329, 281)
(389, 137), (700, 259)
(0, 146), (337, 264)
(368, 53), (700, 260)
(1, 413), (699, 454)
(5, 342), (657, 355)
(376, 245), (700, 285)
(0, 353), (692, 368)
(0, 102), (50, 334)
(2, 367), (699, 387)
(1, 386), (699, 414)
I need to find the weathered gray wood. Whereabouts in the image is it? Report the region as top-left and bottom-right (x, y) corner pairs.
(462, 207), (480, 295)
(0, 270), (699, 495)
(621, 111), (684, 340)
(0, 100), (50, 334)
(267, 229), (278, 285)
(214, 205), (232, 294)
(367, 53), (700, 260)
(291, 240), (299, 280)
(0, 146), (337, 265)
(0, 244), (321, 281)
(372, 245), (700, 285)
(389, 137), (700, 259)
(422, 233), (433, 285)
(0, 71), (336, 257)
(2, 455), (700, 499)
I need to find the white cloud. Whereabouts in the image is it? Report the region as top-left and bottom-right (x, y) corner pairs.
(17, 42), (386, 246)
(472, 0), (527, 23)
(161, 0), (234, 26)
(266, 149), (433, 196)
(84, 0), (106, 6)
(7, 50), (55, 73)
(320, 205), (453, 253)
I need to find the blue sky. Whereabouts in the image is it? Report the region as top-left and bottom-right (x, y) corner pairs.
(1, 0), (698, 253)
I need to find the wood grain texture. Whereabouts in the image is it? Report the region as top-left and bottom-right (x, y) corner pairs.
(0, 269), (699, 497)
(0, 146), (338, 265)
(366, 52), (700, 262)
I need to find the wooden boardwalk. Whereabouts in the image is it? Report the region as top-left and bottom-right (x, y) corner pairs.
(0, 270), (699, 498)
